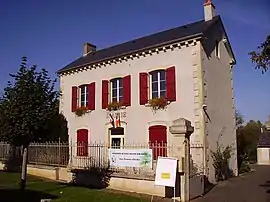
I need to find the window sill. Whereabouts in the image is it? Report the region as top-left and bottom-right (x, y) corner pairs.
(74, 107), (92, 117)
(144, 100), (171, 107)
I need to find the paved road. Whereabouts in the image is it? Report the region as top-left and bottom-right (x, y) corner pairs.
(193, 165), (270, 202)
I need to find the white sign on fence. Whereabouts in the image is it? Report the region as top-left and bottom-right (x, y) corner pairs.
(154, 156), (178, 187)
(109, 149), (152, 168)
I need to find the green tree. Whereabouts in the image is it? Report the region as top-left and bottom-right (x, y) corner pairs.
(235, 111), (245, 170)
(249, 35), (270, 73)
(235, 111), (244, 129)
(0, 57), (59, 190)
(241, 120), (261, 161)
(36, 112), (68, 142)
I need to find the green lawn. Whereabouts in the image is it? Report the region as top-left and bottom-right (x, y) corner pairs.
(0, 171), (147, 202)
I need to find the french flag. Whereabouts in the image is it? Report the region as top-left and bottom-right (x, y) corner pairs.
(109, 114), (115, 128)
(115, 113), (121, 128)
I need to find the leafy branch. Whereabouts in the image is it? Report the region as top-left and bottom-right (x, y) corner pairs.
(249, 35), (270, 73)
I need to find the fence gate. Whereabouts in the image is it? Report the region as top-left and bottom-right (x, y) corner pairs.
(189, 144), (205, 200)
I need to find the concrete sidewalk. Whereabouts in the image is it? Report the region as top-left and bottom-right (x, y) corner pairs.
(193, 165), (270, 202)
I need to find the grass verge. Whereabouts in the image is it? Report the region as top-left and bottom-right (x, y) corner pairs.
(0, 171), (147, 202)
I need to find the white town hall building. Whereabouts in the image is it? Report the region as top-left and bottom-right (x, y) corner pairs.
(57, 0), (237, 183)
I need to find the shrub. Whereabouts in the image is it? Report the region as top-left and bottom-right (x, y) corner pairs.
(211, 143), (234, 182)
(239, 161), (251, 174)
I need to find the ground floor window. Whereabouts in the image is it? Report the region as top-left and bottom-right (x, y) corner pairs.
(149, 125), (167, 160)
(77, 129), (88, 156)
(109, 127), (124, 149)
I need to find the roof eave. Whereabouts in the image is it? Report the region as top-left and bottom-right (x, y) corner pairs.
(218, 18), (237, 65)
(57, 33), (203, 75)
(258, 145), (270, 148)
(224, 37), (236, 66)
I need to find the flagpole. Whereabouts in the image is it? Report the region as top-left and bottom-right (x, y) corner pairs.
(119, 111), (121, 127)
(109, 113), (115, 128)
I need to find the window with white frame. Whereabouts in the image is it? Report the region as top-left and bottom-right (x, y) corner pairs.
(111, 78), (123, 102)
(79, 85), (88, 107)
(110, 127), (124, 149)
(151, 70), (166, 99)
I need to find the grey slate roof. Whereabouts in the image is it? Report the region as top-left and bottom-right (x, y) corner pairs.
(258, 131), (270, 148)
(58, 16), (221, 74)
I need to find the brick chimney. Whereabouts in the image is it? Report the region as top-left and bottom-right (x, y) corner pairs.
(83, 43), (96, 56)
(204, 0), (215, 21)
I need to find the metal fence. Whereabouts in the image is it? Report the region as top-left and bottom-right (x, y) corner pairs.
(0, 143), (10, 162)
(190, 143), (204, 178)
(28, 142), (69, 167)
(0, 141), (180, 180)
(0, 142), (69, 167)
(69, 142), (178, 180)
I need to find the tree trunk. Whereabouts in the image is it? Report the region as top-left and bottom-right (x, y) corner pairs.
(20, 145), (28, 190)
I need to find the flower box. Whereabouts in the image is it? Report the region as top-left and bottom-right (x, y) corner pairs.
(148, 97), (169, 112)
(75, 106), (89, 117)
(107, 101), (123, 111)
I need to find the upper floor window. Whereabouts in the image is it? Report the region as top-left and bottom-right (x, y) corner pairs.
(111, 78), (123, 102)
(102, 75), (131, 109)
(80, 85), (89, 107)
(151, 70), (166, 99)
(139, 66), (175, 106)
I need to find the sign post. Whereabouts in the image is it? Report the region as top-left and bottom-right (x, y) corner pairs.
(154, 157), (178, 202)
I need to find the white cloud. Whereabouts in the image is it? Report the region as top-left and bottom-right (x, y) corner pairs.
(218, 0), (270, 30)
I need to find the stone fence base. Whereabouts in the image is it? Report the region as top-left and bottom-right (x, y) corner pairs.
(0, 162), (166, 198)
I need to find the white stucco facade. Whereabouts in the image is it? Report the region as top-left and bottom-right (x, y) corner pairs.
(59, 34), (237, 182)
(60, 39), (201, 154)
(201, 36), (238, 180)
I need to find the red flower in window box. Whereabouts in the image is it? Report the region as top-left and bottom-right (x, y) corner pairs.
(148, 97), (169, 112)
(74, 106), (89, 117)
(107, 101), (123, 111)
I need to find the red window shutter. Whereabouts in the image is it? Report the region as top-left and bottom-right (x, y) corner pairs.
(139, 73), (148, 105)
(123, 75), (131, 106)
(71, 86), (78, 112)
(149, 125), (167, 160)
(102, 80), (109, 109)
(77, 129), (88, 156)
(166, 66), (176, 102)
(88, 82), (95, 110)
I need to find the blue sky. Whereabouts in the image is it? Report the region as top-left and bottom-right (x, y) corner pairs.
(0, 0), (269, 123)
